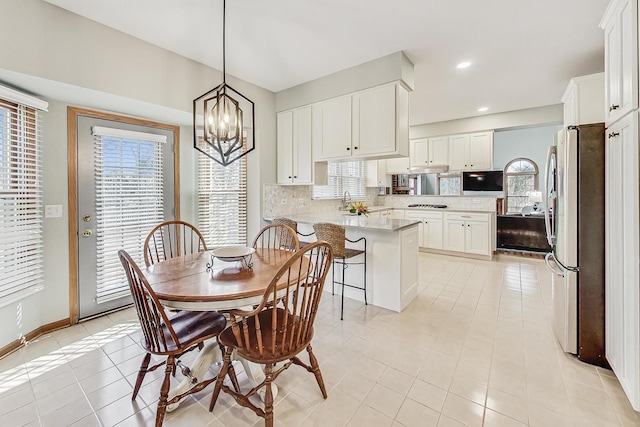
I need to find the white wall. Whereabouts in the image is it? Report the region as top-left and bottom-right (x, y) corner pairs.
(0, 0), (276, 349)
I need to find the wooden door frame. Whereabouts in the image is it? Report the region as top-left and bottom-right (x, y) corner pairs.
(67, 107), (181, 324)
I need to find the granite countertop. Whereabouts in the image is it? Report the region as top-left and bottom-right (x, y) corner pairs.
(265, 213), (420, 232)
(401, 207), (495, 213)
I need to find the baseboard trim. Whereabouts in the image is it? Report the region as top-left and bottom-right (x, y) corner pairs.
(0, 318), (71, 359)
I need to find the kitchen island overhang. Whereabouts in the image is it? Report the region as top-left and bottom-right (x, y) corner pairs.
(266, 214), (420, 313)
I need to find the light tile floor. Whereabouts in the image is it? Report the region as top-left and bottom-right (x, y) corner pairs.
(1, 253), (640, 426)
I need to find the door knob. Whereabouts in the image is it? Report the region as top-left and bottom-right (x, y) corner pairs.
(83, 215), (92, 222)
(82, 229), (93, 237)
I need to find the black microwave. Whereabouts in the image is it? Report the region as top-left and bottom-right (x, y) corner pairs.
(463, 171), (503, 191)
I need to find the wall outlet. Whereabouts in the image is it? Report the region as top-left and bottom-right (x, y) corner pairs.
(45, 204), (63, 218)
(472, 198), (482, 204)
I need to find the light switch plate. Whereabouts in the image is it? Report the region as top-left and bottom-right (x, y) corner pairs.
(45, 204), (63, 218)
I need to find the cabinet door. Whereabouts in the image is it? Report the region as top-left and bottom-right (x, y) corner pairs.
(293, 106), (313, 184)
(468, 132), (493, 170)
(424, 219), (443, 249)
(369, 211), (381, 218)
(405, 212), (425, 246)
(352, 84), (396, 156)
(444, 219), (465, 251)
(604, 8), (621, 125)
(314, 95), (352, 160)
(410, 138), (429, 168)
(276, 111), (293, 184)
(448, 135), (468, 171)
(391, 209), (405, 219)
(365, 160), (387, 187)
(428, 137), (449, 165)
(386, 157), (410, 174)
(465, 220), (489, 255)
(563, 85), (578, 128)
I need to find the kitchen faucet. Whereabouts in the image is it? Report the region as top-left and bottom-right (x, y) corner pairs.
(341, 191), (352, 210)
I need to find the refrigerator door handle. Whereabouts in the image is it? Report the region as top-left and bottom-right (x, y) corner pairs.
(544, 145), (556, 246)
(545, 252), (565, 277)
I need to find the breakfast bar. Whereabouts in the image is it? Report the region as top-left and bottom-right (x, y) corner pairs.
(269, 214), (421, 312)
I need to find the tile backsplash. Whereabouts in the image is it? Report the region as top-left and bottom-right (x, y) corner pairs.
(263, 184), (497, 218)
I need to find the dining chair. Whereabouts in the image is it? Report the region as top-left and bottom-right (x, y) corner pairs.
(208, 242), (333, 427)
(143, 220), (208, 267)
(118, 250), (238, 427)
(252, 223), (300, 252)
(272, 217), (314, 248)
(313, 222), (366, 320)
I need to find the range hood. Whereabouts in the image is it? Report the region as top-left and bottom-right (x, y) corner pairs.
(409, 164), (449, 173)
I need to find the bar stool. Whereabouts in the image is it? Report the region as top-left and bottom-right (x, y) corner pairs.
(313, 222), (366, 320)
(272, 217), (314, 248)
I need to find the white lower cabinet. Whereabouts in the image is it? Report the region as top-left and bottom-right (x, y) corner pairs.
(443, 212), (491, 256)
(405, 211), (443, 249)
(390, 209), (405, 219)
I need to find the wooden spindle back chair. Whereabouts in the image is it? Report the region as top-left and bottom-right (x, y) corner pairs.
(272, 217), (314, 247)
(144, 220), (208, 267)
(209, 242), (333, 427)
(252, 223), (300, 252)
(119, 250), (230, 427)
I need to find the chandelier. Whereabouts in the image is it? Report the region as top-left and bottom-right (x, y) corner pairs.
(193, 0), (255, 166)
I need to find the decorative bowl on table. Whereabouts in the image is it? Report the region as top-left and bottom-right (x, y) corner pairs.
(208, 246), (255, 271)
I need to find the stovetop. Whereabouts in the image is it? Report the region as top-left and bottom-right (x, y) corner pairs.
(407, 204), (448, 208)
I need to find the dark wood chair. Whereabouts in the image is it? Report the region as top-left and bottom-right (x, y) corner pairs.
(118, 250), (236, 427)
(143, 220), (208, 267)
(252, 223), (300, 252)
(208, 242), (333, 427)
(272, 217), (314, 248)
(313, 222), (366, 320)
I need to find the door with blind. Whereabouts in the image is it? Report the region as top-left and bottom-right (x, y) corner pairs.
(76, 115), (175, 320)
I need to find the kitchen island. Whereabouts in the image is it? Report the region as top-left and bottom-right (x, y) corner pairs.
(267, 214), (420, 313)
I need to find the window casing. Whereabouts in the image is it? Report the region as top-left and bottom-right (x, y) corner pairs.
(504, 158), (538, 214)
(197, 133), (248, 247)
(312, 160), (366, 199)
(0, 90), (47, 305)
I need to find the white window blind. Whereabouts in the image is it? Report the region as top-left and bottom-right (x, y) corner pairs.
(312, 160), (366, 199)
(92, 127), (165, 303)
(198, 134), (248, 247)
(0, 94), (46, 304)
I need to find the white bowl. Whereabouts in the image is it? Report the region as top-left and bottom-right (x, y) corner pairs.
(211, 246), (255, 262)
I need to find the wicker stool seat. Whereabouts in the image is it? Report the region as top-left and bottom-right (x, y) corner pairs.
(272, 217), (313, 248)
(312, 222), (366, 320)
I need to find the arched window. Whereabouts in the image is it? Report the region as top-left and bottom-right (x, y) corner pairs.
(504, 158), (538, 214)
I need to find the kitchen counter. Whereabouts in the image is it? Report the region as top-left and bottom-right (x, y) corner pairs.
(268, 212), (420, 232)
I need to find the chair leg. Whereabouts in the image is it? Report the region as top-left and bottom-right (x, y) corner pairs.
(155, 356), (174, 427)
(209, 346), (232, 412)
(331, 260), (335, 295)
(132, 352), (151, 400)
(227, 360), (241, 393)
(363, 251), (367, 305)
(306, 344), (328, 398)
(264, 363), (274, 427)
(341, 261), (346, 321)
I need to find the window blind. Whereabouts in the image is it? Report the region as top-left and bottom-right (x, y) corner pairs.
(197, 134), (248, 247)
(92, 127), (165, 303)
(312, 160), (367, 200)
(0, 96), (45, 304)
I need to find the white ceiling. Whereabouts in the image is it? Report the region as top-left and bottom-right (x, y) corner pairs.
(42, 0), (609, 126)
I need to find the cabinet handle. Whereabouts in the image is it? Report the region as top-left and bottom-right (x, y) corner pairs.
(608, 132), (620, 139)
(467, 224), (470, 227)
(609, 104), (620, 112)
(288, 176), (292, 179)
(470, 164), (473, 167)
(346, 147), (350, 151)
(354, 146), (359, 150)
(294, 175), (297, 178)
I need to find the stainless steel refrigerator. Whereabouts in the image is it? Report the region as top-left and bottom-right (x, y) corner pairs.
(544, 123), (607, 367)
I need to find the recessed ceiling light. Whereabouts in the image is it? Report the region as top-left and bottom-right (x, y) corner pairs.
(478, 107), (489, 112)
(456, 61), (472, 69)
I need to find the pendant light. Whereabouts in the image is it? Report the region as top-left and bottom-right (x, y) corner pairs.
(193, 0), (255, 166)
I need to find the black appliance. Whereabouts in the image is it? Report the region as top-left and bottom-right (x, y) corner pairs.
(462, 171), (503, 191)
(407, 204), (447, 208)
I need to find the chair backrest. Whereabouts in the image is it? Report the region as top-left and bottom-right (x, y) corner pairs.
(252, 224), (300, 252)
(272, 217), (298, 233)
(313, 222), (346, 258)
(227, 242), (333, 358)
(119, 250), (180, 353)
(144, 220), (208, 267)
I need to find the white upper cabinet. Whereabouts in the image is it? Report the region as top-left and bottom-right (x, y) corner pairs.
(312, 95), (352, 160)
(385, 157), (411, 174)
(429, 136), (449, 166)
(277, 106), (325, 185)
(314, 82), (410, 161)
(365, 159), (388, 187)
(448, 131), (493, 171)
(409, 138), (429, 168)
(601, 0), (638, 126)
(561, 73), (605, 127)
(409, 137), (449, 168)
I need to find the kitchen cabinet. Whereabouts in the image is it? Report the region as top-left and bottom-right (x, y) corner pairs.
(447, 131), (493, 171)
(601, 0), (637, 126)
(385, 157), (410, 174)
(605, 111), (640, 410)
(409, 137), (449, 168)
(561, 73), (605, 127)
(443, 212), (491, 256)
(390, 209), (405, 219)
(314, 82), (410, 161)
(277, 107), (311, 184)
(365, 159), (387, 187)
(405, 210), (443, 249)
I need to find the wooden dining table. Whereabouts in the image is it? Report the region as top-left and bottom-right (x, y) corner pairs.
(143, 247), (308, 411)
